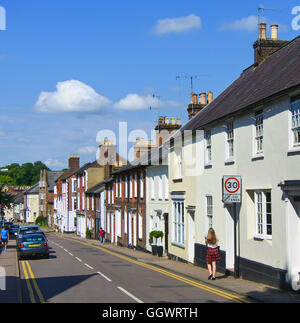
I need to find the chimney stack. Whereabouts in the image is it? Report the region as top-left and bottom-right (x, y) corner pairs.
(68, 155), (80, 171)
(187, 91), (211, 120)
(253, 23), (288, 66)
(155, 116), (181, 147)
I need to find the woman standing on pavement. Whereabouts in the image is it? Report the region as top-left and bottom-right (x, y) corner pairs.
(205, 228), (220, 281)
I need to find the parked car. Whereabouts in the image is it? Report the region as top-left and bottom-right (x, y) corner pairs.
(17, 225), (40, 242)
(17, 233), (49, 260)
(9, 224), (20, 239)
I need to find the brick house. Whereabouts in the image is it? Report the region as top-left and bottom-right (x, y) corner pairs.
(53, 155), (80, 231)
(39, 170), (64, 225)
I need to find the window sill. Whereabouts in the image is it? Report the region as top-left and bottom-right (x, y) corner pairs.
(204, 162), (212, 168)
(173, 178), (183, 183)
(254, 235), (272, 241)
(288, 146), (300, 155)
(251, 154), (264, 161)
(224, 158), (235, 165)
(171, 242), (185, 249)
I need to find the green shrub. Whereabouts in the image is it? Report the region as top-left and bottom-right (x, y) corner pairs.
(86, 228), (93, 239)
(35, 216), (48, 227)
(149, 230), (164, 240)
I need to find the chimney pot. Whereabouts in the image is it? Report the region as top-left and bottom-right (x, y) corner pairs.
(259, 22), (267, 40)
(199, 92), (207, 106)
(207, 91), (213, 104)
(271, 24), (279, 40)
(191, 93), (198, 105)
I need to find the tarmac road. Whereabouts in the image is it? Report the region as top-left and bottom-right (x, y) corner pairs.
(18, 233), (251, 303)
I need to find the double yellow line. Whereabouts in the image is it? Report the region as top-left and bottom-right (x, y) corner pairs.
(21, 261), (45, 303)
(61, 236), (251, 303)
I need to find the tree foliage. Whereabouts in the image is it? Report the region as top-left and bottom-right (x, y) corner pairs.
(0, 184), (14, 209)
(0, 162), (50, 186)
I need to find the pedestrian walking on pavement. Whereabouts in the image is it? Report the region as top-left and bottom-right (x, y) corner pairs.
(1, 226), (9, 252)
(99, 228), (105, 244)
(205, 228), (220, 281)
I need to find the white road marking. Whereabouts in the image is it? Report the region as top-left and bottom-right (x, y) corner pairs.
(75, 257), (82, 262)
(68, 252), (74, 256)
(97, 271), (112, 282)
(117, 286), (144, 303)
(84, 263), (94, 270)
(64, 249), (68, 252)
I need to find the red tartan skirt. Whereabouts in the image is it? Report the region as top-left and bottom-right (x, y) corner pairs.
(206, 247), (221, 264)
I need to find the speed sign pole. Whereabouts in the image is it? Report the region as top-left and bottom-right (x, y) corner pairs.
(222, 176), (242, 278)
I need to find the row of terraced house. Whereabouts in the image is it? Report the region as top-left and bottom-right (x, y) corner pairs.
(41, 24), (300, 292)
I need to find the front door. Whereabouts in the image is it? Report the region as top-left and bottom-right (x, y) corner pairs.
(164, 213), (169, 254)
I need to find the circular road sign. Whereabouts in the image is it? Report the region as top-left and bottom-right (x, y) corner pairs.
(224, 177), (241, 194)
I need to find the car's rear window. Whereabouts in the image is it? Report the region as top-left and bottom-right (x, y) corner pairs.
(22, 235), (45, 243)
(20, 227), (38, 232)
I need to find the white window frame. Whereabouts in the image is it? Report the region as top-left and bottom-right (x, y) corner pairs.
(254, 191), (272, 240)
(140, 173), (144, 199)
(151, 177), (155, 200)
(226, 121), (234, 161)
(138, 213), (143, 240)
(134, 174), (137, 198)
(124, 211), (127, 234)
(206, 195), (213, 232)
(129, 176), (133, 198)
(164, 173), (169, 200)
(172, 199), (185, 247)
(254, 110), (264, 155)
(291, 99), (300, 148)
(125, 177), (128, 198)
(158, 175), (162, 200)
(205, 130), (212, 165)
(72, 178), (77, 193)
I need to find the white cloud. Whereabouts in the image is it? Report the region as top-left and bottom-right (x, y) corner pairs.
(44, 158), (65, 169)
(114, 94), (162, 111)
(153, 14), (202, 35)
(34, 80), (111, 113)
(221, 15), (258, 32)
(77, 145), (97, 155)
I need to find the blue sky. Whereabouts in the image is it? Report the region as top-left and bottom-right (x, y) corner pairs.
(0, 0), (299, 169)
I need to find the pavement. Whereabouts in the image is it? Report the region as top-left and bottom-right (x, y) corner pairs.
(48, 230), (300, 303)
(0, 239), (22, 303)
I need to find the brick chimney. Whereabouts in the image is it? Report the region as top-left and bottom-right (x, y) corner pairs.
(187, 92), (213, 120)
(253, 23), (288, 66)
(68, 155), (80, 171)
(155, 116), (181, 147)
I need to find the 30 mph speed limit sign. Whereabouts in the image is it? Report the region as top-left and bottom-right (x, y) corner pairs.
(222, 176), (242, 204)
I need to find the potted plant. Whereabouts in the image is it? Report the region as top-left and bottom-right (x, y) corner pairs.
(149, 231), (164, 257)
